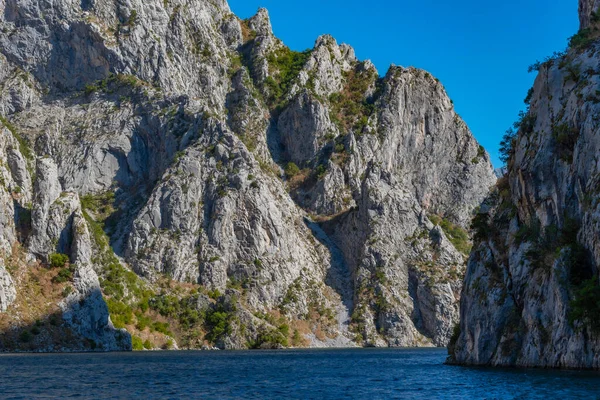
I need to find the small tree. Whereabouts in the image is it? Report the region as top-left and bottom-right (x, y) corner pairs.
(499, 127), (517, 164)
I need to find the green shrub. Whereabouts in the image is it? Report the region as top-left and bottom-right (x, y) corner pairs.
(447, 324), (461, 354)
(569, 278), (600, 333)
(106, 298), (134, 329)
(19, 331), (32, 343)
(164, 339), (174, 350)
(499, 127), (517, 164)
(552, 123), (579, 162)
(569, 28), (593, 49)
(284, 162), (300, 179)
(149, 294), (202, 329)
(0, 115), (33, 163)
(205, 301), (237, 343)
(292, 329), (302, 346)
(126, 10), (138, 26)
(328, 65), (380, 134)
(143, 339), (153, 350)
(152, 321), (172, 336)
(62, 286), (73, 297)
(49, 253), (69, 269)
(132, 336), (144, 350)
(135, 312), (152, 331)
(264, 47), (311, 107)
(250, 325), (289, 348)
(514, 110), (536, 135)
(471, 212), (490, 242)
(53, 267), (73, 283)
(207, 289), (222, 300)
(315, 164), (327, 179)
(524, 87), (534, 105)
(514, 219), (541, 245)
(430, 215), (471, 255)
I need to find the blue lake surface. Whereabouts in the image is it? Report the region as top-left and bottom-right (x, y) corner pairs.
(0, 348), (599, 399)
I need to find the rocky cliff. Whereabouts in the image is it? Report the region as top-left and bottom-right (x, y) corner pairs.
(0, 0), (494, 351)
(450, 2), (600, 369)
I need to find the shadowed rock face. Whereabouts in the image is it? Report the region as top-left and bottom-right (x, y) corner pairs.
(579, 0), (600, 29)
(0, 0), (494, 350)
(451, 2), (600, 369)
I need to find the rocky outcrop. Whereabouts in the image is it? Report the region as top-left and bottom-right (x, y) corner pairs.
(0, 0), (495, 351)
(451, 5), (600, 369)
(278, 92), (338, 166)
(0, 259), (16, 312)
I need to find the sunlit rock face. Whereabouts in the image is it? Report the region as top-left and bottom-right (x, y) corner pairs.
(0, 0), (494, 350)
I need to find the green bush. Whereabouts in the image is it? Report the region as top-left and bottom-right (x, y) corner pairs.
(205, 301), (237, 343)
(250, 325), (289, 348)
(471, 212), (490, 242)
(284, 162), (300, 179)
(514, 110), (536, 135)
(514, 219), (541, 245)
(552, 123), (579, 162)
(135, 312), (152, 331)
(53, 267), (73, 283)
(49, 253), (69, 269)
(149, 294), (202, 329)
(265, 47), (311, 107)
(447, 324), (461, 354)
(499, 127), (517, 164)
(19, 331), (32, 343)
(569, 278), (600, 333)
(0, 115), (33, 163)
(132, 336), (144, 350)
(315, 164), (327, 180)
(524, 87), (534, 105)
(430, 215), (471, 255)
(328, 65), (380, 134)
(106, 298), (134, 329)
(569, 28), (593, 49)
(152, 321), (172, 336)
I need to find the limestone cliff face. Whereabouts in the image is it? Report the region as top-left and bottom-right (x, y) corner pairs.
(451, 4), (600, 368)
(0, 0), (494, 351)
(579, 0), (600, 29)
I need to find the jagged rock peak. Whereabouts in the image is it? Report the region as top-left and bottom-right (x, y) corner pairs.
(248, 7), (273, 36)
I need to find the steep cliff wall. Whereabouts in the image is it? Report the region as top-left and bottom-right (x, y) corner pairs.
(451, 2), (600, 368)
(0, 0), (494, 350)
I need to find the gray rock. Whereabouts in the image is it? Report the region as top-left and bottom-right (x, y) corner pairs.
(579, 0), (600, 29)
(0, 0), (496, 350)
(452, 4), (600, 368)
(0, 258), (16, 312)
(278, 91), (338, 166)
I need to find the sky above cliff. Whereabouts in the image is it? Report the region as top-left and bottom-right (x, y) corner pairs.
(228, 0), (578, 168)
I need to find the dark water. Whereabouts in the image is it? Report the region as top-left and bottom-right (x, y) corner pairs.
(0, 348), (599, 399)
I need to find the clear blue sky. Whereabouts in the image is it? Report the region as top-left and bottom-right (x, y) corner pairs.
(227, 0), (578, 168)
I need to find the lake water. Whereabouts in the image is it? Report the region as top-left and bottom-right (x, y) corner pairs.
(0, 348), (599, 399)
